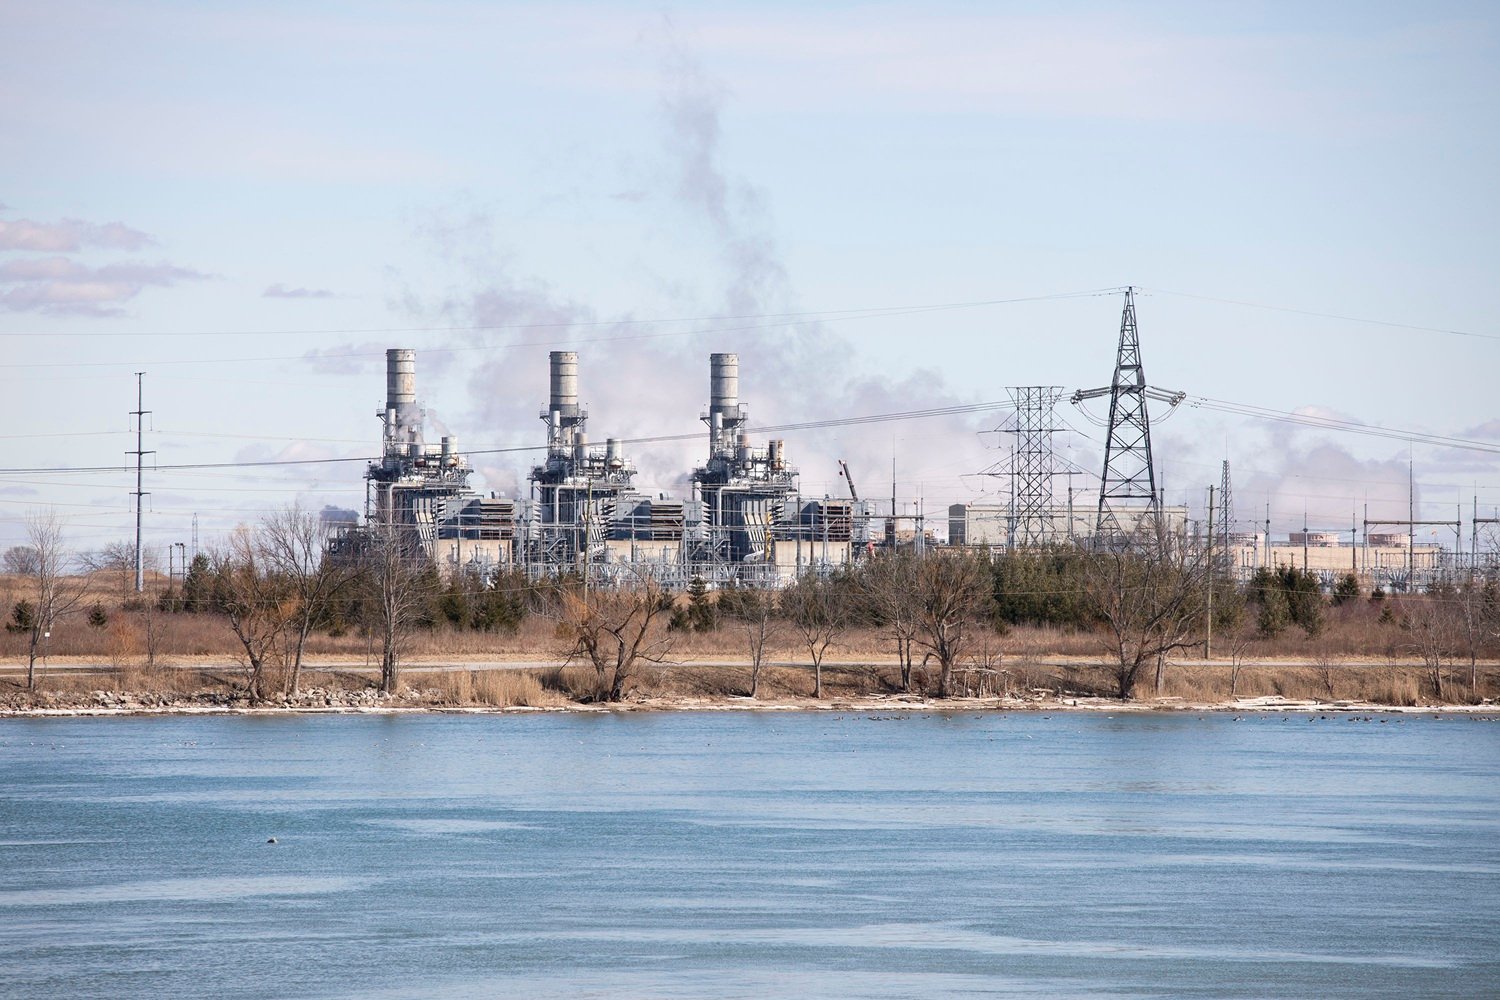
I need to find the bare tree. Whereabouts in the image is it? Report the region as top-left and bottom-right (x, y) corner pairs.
(858, 550), (923, 691)
(364, 522), (432, 695)
(719, 585), (782, 697)
(554, 576), (675, 702)
(1404, 592), (1460, 701)
(83, 541), (158, 598)
(208, 528), (291, 702)
(1226, 617), (1255, 699)
(1454, 579), (1485, 694)
(13, 510), (90, 691)
(1081, 518), (1208, 701)
(80, 541), (167, 672)
(1312, 643), (1342, 700)
(781, 572), (850, 698)
(3, 545), (39, 577)
(260, 504), (353, 695)
(910, 549), (991, 699)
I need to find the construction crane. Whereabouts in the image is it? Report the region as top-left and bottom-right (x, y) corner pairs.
(837, 459), (860, 502)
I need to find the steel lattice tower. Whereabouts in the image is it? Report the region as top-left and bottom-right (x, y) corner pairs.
(1004, 387), (1064, 546)
(1072, 287), (1182, 540)
(1217, 459), (1234, 566)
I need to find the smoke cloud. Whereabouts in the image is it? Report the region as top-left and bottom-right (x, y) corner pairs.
(397, 31), (989, 513)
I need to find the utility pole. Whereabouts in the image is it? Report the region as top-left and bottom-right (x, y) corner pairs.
(581, 479), (593, 606)
(1205, 484), (1215, 659)
(1302, 505), (1308, 573)
(129, 373), (154, 593)
(889, 447), (897, 548)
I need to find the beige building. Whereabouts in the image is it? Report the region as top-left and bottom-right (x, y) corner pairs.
(948, 503), (1190, 547)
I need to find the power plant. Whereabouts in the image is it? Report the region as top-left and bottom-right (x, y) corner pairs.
(355, 348), (866, 585)
(334, 291), (1485, 595)
(366, 348), (473, 552)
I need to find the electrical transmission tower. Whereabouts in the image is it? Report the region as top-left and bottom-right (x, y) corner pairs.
(1071, 287), (1183, 541)
(1216, 459), (1234, 571)
(1004, 387), (1064, 546)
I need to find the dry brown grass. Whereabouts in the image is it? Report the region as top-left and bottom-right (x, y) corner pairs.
(1152, 661), (1492, 706)
(409, 669), (557, 708)
(6, 663), (224, 697)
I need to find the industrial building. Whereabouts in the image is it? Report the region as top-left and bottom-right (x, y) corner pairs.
(352, 347), (862, 586)
(690, 352), (863, 585)
(948, 503), (1190, 548)
(364, 348), (476, 555)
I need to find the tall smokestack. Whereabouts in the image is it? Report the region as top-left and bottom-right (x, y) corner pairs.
(550, 351), (578, 413)
(383, 348), (419, 455)
(386, 348), (416, 412)
(710, 353), (739, 417)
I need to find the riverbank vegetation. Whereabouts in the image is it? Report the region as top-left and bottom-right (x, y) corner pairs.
(3, 506), (1498, 709)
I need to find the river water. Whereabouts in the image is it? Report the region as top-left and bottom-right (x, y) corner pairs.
(1, 711), (1496, 998)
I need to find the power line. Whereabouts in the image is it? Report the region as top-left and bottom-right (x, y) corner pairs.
(1142, 286), (1496, 342)
(1188, 396), (1500, 454)
(0, 398), (1017, 476)
(0, 290), (1115, 368)
(0, 289), (1114, 339)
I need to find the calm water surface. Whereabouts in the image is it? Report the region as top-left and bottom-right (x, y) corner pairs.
(1, 711), (1497, 998)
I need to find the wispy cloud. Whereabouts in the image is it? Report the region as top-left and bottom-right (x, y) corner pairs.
(0, 256), (210, 315)
(1462, 419), (1500, 441)
(0, 216), (153, 252)
(264, 283), (335, 299)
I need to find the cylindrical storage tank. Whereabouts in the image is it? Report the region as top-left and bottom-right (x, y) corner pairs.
(550, 351), (578, 410)
(606, 438), (622, 468)
(386, 349), (416, 409)
(736, 432), (751, 463)
(441, 436), (455, 464)
(573, 431), (588, 462)
(710, 353), (739, 415)
(768, 439), (780, 467)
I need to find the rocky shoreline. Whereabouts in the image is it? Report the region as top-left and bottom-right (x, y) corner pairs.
(2, 687), (1496, 718)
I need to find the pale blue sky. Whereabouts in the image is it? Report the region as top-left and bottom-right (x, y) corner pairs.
(2, 1), (1496, 554)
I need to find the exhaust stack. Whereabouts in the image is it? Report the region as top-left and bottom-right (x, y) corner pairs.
(550, 351), (579, 413)
(386, 348), (416, 411)
(710, 353), (738, 417)
(382, 348), (420, 455)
